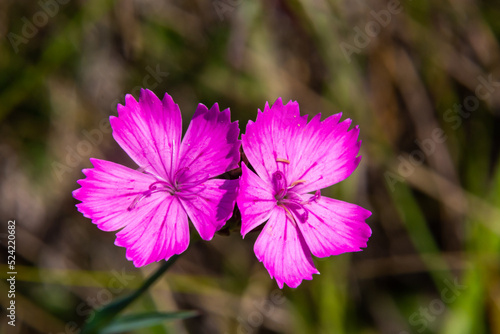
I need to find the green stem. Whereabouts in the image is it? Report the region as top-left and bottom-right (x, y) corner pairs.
(81, 255), (180, 334)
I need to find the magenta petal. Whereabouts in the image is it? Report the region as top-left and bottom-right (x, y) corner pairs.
(242, 98), (308, 185)
(242, 99), (362, 192)
(238, 163), (276, 237)
(73, 158), (190, 267)
(298, 196), (372, 258)
(73, 158), (158, 232)
(179, 178), (239, 240)
(177, 103), (240, 183)
(291, 114), (362, 193)
(114, 195), (189, 267)
(110, 89), (182, 179)
(254, 207), (319, 289)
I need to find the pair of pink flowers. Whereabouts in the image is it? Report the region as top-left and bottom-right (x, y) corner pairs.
(73, 89), (371, 288)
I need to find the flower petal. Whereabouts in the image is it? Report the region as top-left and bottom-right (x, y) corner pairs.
(254, 207), (319, 288)
(242, 98), (362, 191)
(241, 98), (308, 186)
(177, 103), (240, 184)
(297, 195), (372, 258)
(114, 194), (189, 267)
(73, 158), (158, 232)
(110, 89), (182, 180)
(237, 163), (276, 237)
(179, 178), (239, 240)
(291, 114), (362, 193)
(73, 158), (189, 267)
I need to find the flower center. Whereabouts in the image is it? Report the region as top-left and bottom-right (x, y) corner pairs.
(127, 167), (207, 211)
(271, 170), (320, 224)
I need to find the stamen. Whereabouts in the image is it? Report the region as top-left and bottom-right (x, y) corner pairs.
(289, 179), (306, 187)
(280, 201), (309, 225)
(276, 158), (290, 164)
(128, 194), (147, 211)
(282, 205), (298, 227)
(127, 180), (176, 211)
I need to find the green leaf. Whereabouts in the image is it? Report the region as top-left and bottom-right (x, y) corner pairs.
(100, 311), (199, 334)
(81, 255), (179, 334)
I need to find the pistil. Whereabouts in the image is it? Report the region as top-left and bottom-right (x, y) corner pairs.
(271, 170), (321, 225)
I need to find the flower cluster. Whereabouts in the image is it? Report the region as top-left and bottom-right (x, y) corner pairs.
(73, 89), (371, 288)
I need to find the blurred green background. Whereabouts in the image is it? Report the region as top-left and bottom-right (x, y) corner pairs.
(1, 0), (500, 333)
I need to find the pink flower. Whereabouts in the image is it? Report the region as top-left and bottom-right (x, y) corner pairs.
(73, 89), (240, 267)
(237, 98), (372, 288)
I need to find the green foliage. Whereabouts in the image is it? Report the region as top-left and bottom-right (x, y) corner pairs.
(100, 311), (199, 334)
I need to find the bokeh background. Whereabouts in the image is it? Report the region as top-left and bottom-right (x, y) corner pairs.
(1, 0), (500, 333)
